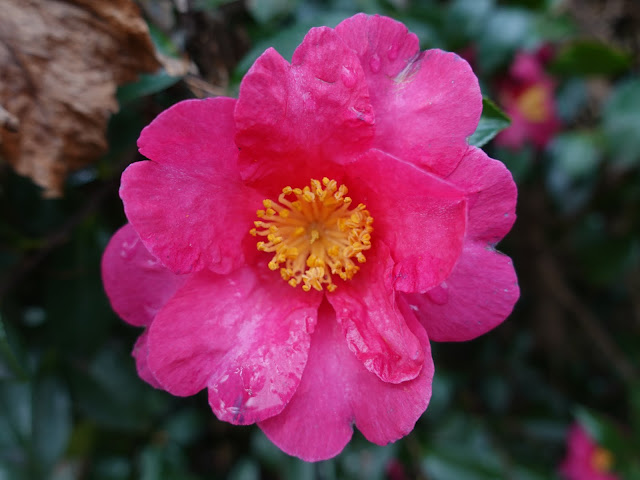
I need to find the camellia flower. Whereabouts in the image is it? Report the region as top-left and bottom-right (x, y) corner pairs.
(102, 14), (519, 461)
(559, 424), (619, 480)
(494, 48), (561, 149)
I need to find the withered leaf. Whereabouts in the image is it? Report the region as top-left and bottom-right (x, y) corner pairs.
(0, 0), (160, 197)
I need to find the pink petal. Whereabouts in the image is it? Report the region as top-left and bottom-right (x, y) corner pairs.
(101, 224), (186, 327)
(235, 26), (374, 189)
(146, 265), (322, 425)
(445, 146), (517, 245)
(259, 300), (433, 462)
(335, 14), (482, 176)
(346, 149), (467, 293)
(327, 242), (424, 383)
(121, 97), (262, 275)
(404, 242), (519, 342)
(559, 425), (620, 480)
(132, 330), (162, 389)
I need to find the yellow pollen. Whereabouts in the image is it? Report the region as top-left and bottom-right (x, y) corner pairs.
(516, 84), (549, 123)
(590, 447), (614, 473)
(251, 178), (374, 292)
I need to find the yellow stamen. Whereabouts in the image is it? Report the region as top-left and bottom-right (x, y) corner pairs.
(516, 84), (548, 123)
(591, 447), (614, 473)
(251, 178), (374, 292)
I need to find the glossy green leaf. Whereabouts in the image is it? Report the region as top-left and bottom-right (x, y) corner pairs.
(423, 415), (506, 480)
(117, 72), (182, 106)
(32, 376), (72, 469)
(550, 40), (632, 76)
(247, 0), (299, 24)
(603, 78), (640, 167)
(227, 459), (260, 480)
(444, 0), (493, 45)
(469, 97), (511, 148)
(0, 317), (28, 381)
(477, 8), (534, 72)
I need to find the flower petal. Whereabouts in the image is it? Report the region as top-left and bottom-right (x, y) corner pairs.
(146, 265), (322, 425)
(132, 330), (162, 389)
(404, 242), (519, 342)
(445, 146), (517, 244)
(121, 97), (262, 275)
(335, 14), (482, 176)
(259, 300), (433, 462)
(101, 224), (186, 327)
(346, 149), (467, 293)
(235, 26), (374, 189)
(327, 242), (424, 383)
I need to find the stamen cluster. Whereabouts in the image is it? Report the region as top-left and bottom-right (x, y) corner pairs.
(251, 178), (373, 292)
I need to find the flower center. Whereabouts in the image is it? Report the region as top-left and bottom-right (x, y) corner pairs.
(516, 84), (548, 123)
(250, 178), (373, 292)
(590, 446), (614, 473)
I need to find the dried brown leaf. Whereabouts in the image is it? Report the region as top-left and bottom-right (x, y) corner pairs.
(0, 0), (160, 197)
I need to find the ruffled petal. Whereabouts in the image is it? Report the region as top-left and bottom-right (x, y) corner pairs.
(335, 14), (482, 176)
(259, 300), (433, 462)
(346, 149), (467, 293)
(404, 242), (519, 342)
(235, 26), (374, 190)
(146, 265), (322, 425)
(101, 224), (186, 327)
(132, 330), (162, 389)
(121, 97), (262, 275)
(445, 146), (517, 244)
(327, 242), (423, 383)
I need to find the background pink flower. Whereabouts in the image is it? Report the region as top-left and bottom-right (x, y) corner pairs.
(559, 424), (619, 480)
(495, 49), (562, 149)
(102, 13), (518, 461)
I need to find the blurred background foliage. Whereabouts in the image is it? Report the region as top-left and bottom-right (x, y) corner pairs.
(1, 0), (640, 478)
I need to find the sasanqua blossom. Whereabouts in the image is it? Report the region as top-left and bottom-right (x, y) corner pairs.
(495, 48), (562, 149)
(559, 424), (619, 480)
(102, 13), (519, 461)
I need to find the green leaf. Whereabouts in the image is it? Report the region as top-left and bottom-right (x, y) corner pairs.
(227, 459), (261, 480)
(444, 0), (493, 45)
(477, 8), (534, 73)
(0, 381), (31, 449)
(0, 317), (28, 381)
(423, 415), (506, 480)
(247, 0), (299, 24)
(546, 131), (602, 213)
(603, 78), (640, 167)
(548, 131), (601, 179)
(31, 376), (72, 470)
(469, 97), (511, 148)
(70, 344), (167, 431)
(191, 0), (235, 11)
(117, 72), (183, 106)
(147, 24), (181, 59)
(550, 40), (632, 76)
(574, 407), (627, 456)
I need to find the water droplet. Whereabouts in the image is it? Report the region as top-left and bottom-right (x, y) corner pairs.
(119, 238), (138, 259)
(305, 316), (315, 334)
(341, 66), (357, 88)
(387, 44), (399, 61)
(369, 54), (381, 73)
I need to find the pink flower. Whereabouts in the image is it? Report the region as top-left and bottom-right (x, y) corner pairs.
(559, 424), (619, 480)
(494, 49), (562, 149)
(102, 14), (519, 461)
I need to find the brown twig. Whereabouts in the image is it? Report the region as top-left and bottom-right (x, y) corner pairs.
(538, 254), (639, 383)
